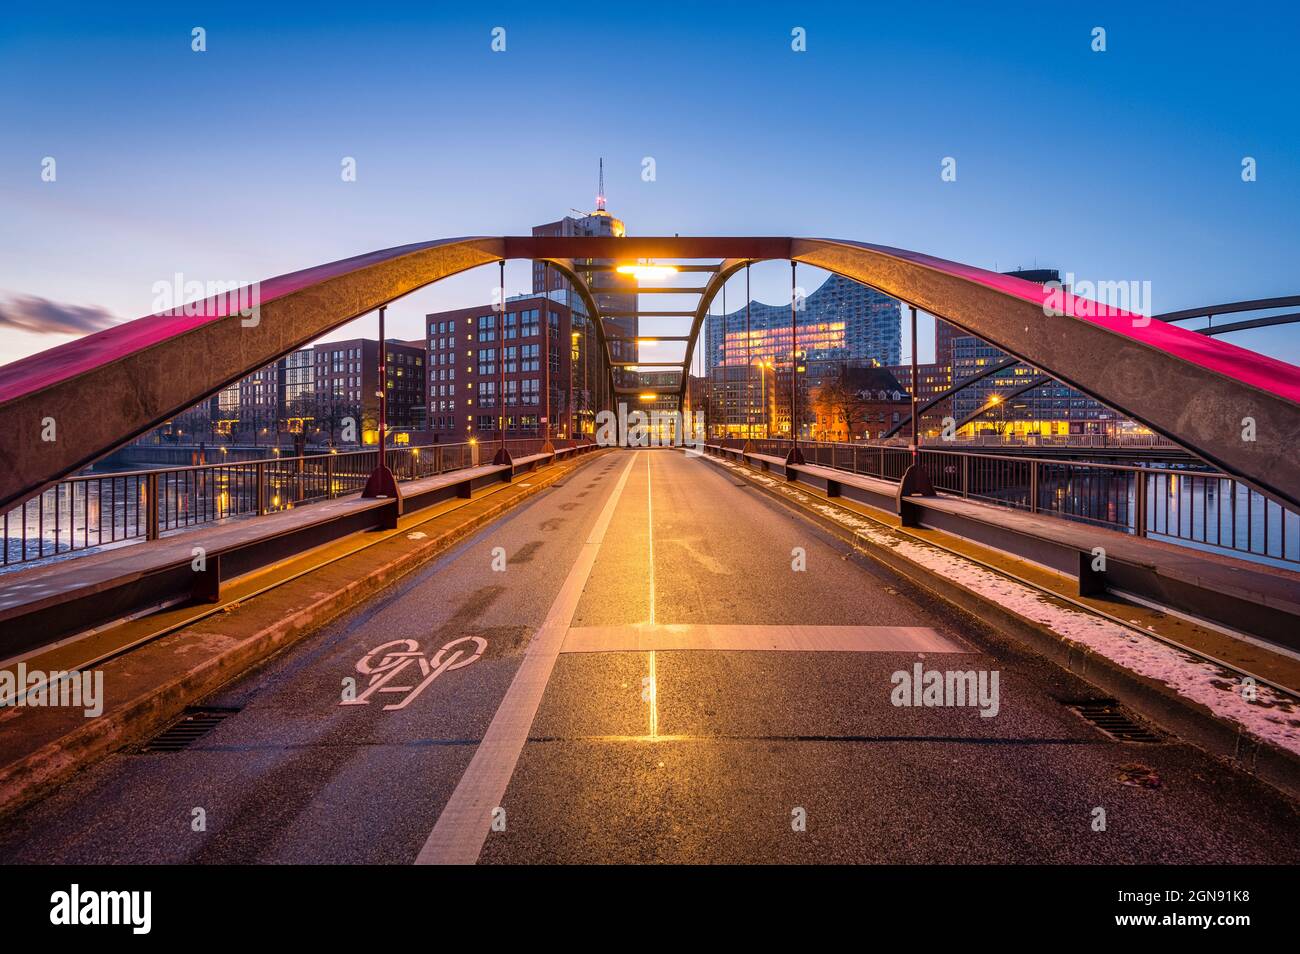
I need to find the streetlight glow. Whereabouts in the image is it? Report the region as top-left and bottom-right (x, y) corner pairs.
(616, 263), (679, 280)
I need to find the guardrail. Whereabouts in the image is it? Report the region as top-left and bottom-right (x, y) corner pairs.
(2, 438), (571, 568)
(915, 433), (1182, 449)
(739, 439), (1299, 568)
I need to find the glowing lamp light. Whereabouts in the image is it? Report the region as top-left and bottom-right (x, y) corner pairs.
(639, 393), (656, 401)
(616, 264), (679, 281)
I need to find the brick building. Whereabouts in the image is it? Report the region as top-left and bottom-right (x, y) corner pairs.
(423, 294), (577, 442)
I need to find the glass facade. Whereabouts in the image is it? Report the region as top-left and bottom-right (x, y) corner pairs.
(705, 273), (901, 373)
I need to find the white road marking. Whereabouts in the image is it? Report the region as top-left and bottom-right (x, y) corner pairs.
(414, 452), (639, 865)
(647, 646), (659, 740)
(646, 452), (658, 738)
(646, 451), (655, 626)
(561, 623), (971, 654)
(342, 636), (485, 711)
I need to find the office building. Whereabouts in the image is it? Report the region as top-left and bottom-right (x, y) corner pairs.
(705, 272), (901, 374)
(423, 294), (578, 442)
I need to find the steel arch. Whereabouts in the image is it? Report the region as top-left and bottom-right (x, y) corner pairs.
(0, 237), (619, 512)
(1, 235), (1298, 514)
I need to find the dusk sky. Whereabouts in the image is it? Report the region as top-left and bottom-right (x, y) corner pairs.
(4, 1), (1300, 889)
(2, 1), (1297, 368)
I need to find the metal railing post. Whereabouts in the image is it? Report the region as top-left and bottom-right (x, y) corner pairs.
(145, 472), (159, 541)
(256, 462), (267, 516)
(1029, 461), (1039, 513)
(961, 455), (969, 498)
(1135, 469), (1147, 538)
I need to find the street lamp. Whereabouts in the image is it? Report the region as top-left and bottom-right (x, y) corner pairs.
(754, 359), (774, 440)
(616, 263), (678, 280)
(785, 262), (804, 465)
(987, 394), (1005, 437)
(570, 330), (580, 440)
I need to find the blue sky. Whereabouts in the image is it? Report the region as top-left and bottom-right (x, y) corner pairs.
(1, 0), (1297, 368)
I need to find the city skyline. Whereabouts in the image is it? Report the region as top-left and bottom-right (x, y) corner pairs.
(2, 1), (1298, 371)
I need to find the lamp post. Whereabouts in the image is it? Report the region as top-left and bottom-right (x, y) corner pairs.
(379, 307), (387, 456)
(569, 330), (579, 441)
(756, 360), (773, 441)
(909, 305), (919, 463)
(492, 261), (512, 466)
(541, 263), (554, 452)
(896, 302), (934, 509)
(785, 262), (804, 465)
(743, 263), (753, 449)
(584, 312), (591, 440)
(362, 305), (401, 508)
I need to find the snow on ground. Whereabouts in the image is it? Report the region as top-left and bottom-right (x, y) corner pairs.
(712, 455), (1300, 757)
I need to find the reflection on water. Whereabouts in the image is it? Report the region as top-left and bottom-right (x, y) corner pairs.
(940, 461), (1298, 570)
(2, 459), (373, 568)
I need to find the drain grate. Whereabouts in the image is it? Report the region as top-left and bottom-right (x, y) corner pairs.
(139, 707), (239, 752)
(1068, 701), (1161, 743)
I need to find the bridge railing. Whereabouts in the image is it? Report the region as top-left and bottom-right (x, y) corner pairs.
(919, 432), (1183, 449)
(0, 439), (548, 569)
(741, 439), (1299, 568)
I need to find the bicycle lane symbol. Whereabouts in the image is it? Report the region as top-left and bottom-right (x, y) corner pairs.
(340, 636), (487, 711)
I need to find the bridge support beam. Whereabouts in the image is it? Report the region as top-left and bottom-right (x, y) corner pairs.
(897, 464), (937, 527)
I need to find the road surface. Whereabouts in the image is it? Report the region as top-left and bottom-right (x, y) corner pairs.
(1, 449), (1297, 863)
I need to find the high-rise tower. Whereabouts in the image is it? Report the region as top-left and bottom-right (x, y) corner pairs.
(531, 161), (637, 362)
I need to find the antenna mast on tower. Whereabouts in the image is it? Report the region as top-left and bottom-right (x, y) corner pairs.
(596, 158), (606, 211)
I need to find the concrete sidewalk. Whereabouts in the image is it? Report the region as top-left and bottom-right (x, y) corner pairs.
(727, 447), (1300, 658)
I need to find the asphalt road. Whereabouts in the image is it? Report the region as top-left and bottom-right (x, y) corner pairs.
(1, 449), (1297, 864)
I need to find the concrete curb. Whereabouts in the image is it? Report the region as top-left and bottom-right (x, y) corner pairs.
(697, 451), (1300, 803)
(0, 450), (609, 820)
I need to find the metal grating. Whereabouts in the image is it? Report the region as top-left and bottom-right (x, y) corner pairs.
(139, 707), (239, 752)
(1068, 701), (1162, 743)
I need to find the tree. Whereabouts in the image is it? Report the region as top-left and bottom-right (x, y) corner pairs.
(812, 378), (873, 441)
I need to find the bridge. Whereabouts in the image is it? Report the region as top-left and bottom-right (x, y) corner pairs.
(0, 236), (1298, 864)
